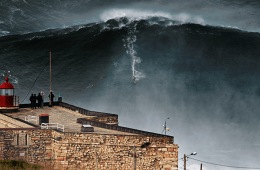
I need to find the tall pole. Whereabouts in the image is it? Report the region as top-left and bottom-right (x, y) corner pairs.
(49, 50), (52, 106)
(184, 154), (186, 170)
(200, 163), (202, 170)
(164, 117), (170, 135)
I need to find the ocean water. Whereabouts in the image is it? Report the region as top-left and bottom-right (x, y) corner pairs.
(1, 1), (260, 169)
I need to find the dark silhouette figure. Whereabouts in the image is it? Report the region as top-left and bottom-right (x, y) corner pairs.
(29, 94), (34, 108)
(49, 91), (55, 103)
(37, 93), (43, 108)
(40, 91), (44, 107)
(30, 94), (37, 109)
(33, 94), (37, 109)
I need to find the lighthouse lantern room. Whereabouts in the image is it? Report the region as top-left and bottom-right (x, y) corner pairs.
(0, 76), (19, 112)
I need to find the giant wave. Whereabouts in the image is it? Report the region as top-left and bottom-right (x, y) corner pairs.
(1, 17), (259, 96)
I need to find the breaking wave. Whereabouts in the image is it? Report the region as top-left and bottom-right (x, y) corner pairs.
(100, 9), (205, 26)
(0, 16), (259, 101)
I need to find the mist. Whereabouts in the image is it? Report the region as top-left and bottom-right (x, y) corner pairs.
(78, 58), (260, 169)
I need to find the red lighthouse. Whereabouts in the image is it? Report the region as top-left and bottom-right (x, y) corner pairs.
(0, 76), (19, 111)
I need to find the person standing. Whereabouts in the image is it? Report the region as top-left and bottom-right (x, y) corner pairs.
(29, 94), (34, 108)
(40, 91), (45, 107)
(37, 93), (43, 108)
(33, 94), (37, 109)
(49, 91), (55, 103)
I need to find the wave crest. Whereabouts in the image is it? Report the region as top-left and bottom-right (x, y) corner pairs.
(100, 9), (171, 22)
(100, 9), (205, 26)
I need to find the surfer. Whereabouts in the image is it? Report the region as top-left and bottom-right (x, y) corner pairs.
(132, 75), (136, 84)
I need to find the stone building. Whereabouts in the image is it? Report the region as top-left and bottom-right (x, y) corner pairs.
(0, 101), (178, 170)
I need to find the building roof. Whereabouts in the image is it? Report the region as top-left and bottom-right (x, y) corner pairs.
(0, 102), (174, 142)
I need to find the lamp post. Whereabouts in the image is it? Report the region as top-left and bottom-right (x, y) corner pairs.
(163, 117), (170, 135)
(184, 152), (197, 170)
(49, 50), (52, 107)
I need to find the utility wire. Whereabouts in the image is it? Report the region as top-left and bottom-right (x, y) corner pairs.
(20, 61), (49, 104)
(161, 129), (165, 134)
(189, 157), (260, 169)
(178, 155), (192, 160)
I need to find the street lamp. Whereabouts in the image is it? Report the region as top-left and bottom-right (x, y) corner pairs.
(184, 152), (197, 170)
(163, 117), (170, 135)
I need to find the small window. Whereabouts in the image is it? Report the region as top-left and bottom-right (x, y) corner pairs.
(0, 89), (13, 96)
(13, 133), (30, 147)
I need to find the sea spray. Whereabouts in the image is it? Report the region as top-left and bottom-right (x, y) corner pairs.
(123, 23), (145, 83)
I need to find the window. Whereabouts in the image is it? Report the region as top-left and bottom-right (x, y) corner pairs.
(0, 89), (13, 96)
(12, 133), (30, 147)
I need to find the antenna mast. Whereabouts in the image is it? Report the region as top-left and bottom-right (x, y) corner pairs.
(163, 117), (170, 135)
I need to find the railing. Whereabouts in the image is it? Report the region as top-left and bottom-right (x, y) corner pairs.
(41, 123), (64, 132)
(20, 101), (118, 119)
(59, 102), (118, 118)
(25, 115), (38, 124)
(19, 102), (59, 108)
(13, 96), (19, 107)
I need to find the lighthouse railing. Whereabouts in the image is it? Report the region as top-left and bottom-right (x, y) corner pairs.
(13, 96), (19, 107)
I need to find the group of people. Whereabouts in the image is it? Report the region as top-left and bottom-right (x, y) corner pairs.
(29, 92), (44, 109)
(29, 91), (55, 109)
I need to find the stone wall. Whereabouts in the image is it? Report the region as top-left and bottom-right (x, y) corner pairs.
(0, 129), (178, 170)
(58, 102), (119, 125)
(96, 115), (118, 125)
(83, 115), (118, 125)
(0, 129), (53, 168)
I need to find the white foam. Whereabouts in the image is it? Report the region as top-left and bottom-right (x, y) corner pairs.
(173, 13), (205, 25)
(100, 9), (171, 22)
(123, 23), (146, 82)
(100, 9), (205, 26)
(0, 31), (10, 35)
